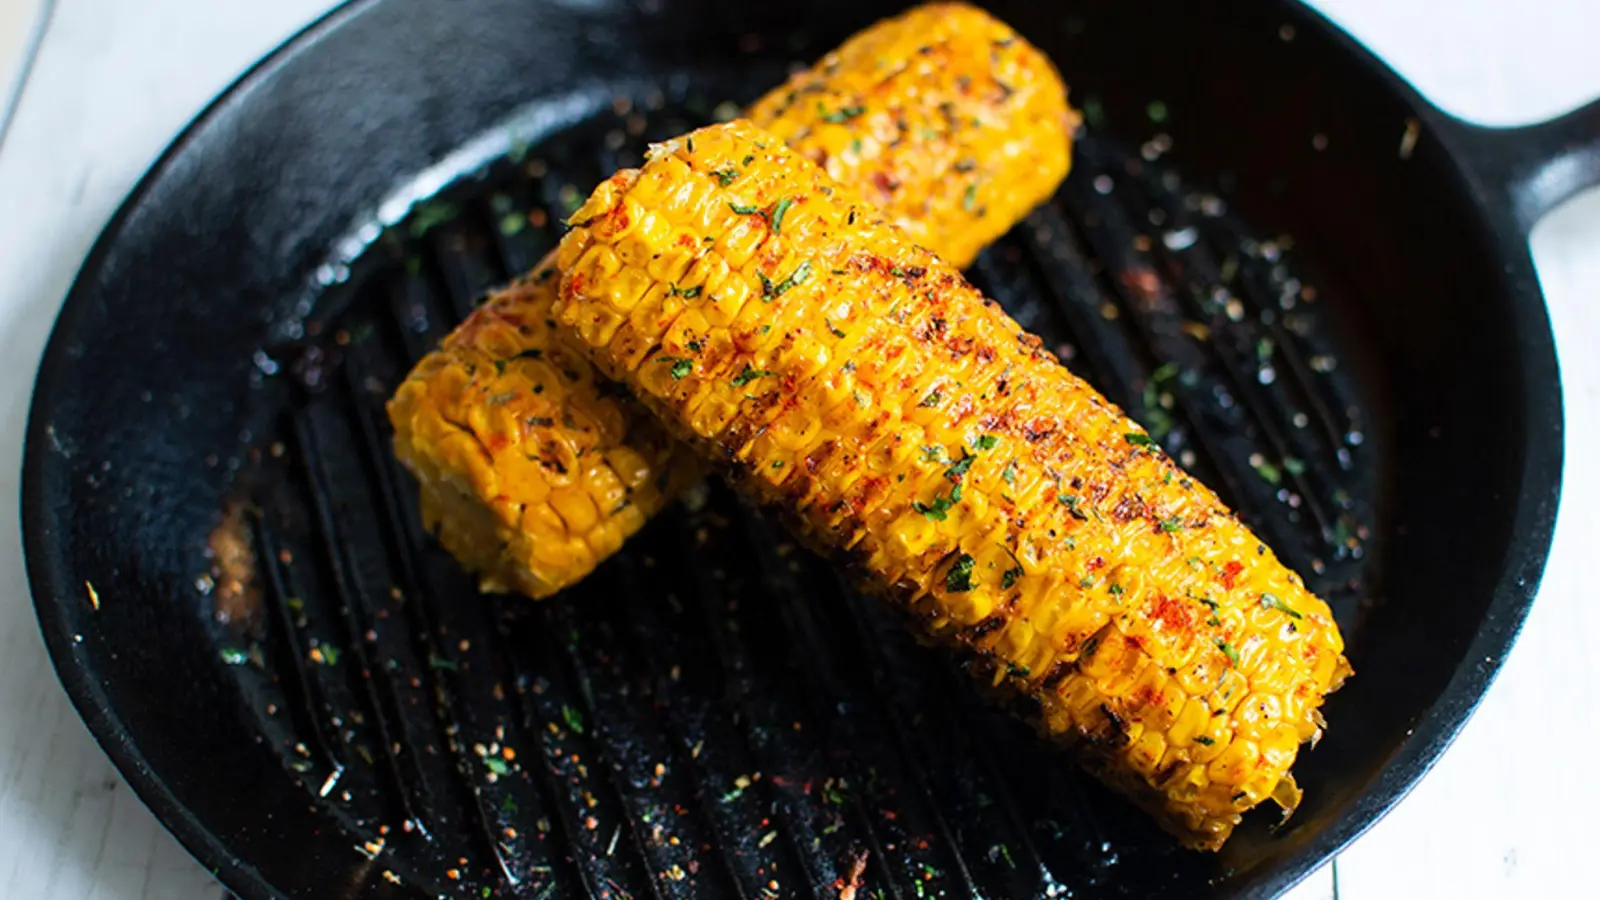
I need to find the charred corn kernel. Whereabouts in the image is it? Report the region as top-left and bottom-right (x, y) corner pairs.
(553, 120), (1350, 851)
(389, 3), (1075, 597)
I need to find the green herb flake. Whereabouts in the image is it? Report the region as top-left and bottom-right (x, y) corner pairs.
(712, 168), (740, 186)
(1005, 662), (1031, 678)
(219, 647), (249, 666)
(919, 390), (942, 408)
(946, 553), (976, 593)
(729, 201), (762, 216)
(920, 445), (947, 463)
(764, 260), (813, 298)
(668, 284), (703, 299)
(1125, 432), (1155, 448)
(483, 756), (511, 776)
(945, 454), (975, 480)
(1002, 461), (1018, 485)
(963, 183), (979, 212)
(1160, 516), (1184, 533)
(1193, 735), (1215, 746)
(1079, 576), (1096, 589)
(771, 460), (784, 469)
(1252, 457), (1283, 485)
(1001, 565), (1024, 589)
(561, 705), (585, 734)
(826, 319), (847, 339)
(822, 104), (867, 124)
(731, 365), (777, 388)
(974, 434), (999, 451)
(1260, 592), (1303, 619)
(1108, 584), (1125, 596)
(663, 358), (692, 380)
(318, 645), (341, 666)
(769, 196), (795, 233)
(1215, 639), (1239, 665)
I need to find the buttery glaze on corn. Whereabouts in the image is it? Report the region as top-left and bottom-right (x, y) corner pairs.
(553, 120), (1350, 850)
(388, 2), (1075, 597)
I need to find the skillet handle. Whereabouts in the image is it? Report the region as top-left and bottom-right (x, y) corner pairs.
(1446, 97), (1600, 233)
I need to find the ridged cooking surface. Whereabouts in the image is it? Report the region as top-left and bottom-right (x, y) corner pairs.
(216, 80), (1376, 898)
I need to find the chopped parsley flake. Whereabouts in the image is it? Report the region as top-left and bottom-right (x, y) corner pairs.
(731, 365), (777, 388)
(919, 390), (942, 408)
(770, 197), (795, 233)
(821, 104), (867, 124)
(1125, 432), (1155, 448)
(973, 434), (999, 450)
(946, 553), (976, 593)
(1160, 516), (1184, 532)
(729, 201), (761, 215)
(1001, 565), (1024, 589)
(1002, 461), (1018, 485)
(668, 284), (702, 299)
(914, 482), (963, 521)
(920, 445), (947, 463)
(659, 357), (692, 380)
(763, 260), (812, 298)
(963, 183), (979, 211)
(1215, 639), (1239, 665)
(1193, 735), (1215, 746)
(561, 705), (585, 734)
(712, 168), (740, 186)
(483, 757), (511, 776)
(1108, 584), (1125, 596)
(1260, 593), (1303, 618)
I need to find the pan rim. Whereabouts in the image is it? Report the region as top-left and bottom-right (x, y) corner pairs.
(18, 1), (1565, 898)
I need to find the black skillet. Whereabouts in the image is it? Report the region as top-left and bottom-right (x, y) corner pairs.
(21, 0), (1587, 897)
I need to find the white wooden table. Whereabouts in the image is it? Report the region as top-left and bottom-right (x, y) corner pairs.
(0, 1), (1595, 897)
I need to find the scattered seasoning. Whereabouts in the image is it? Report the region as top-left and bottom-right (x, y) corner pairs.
(659, 357), (693, 380)
(1108, 584), (1125, 596)
(668, 284), (703, 299)
(1215, 639), (1239, 665)
(561, 705), (585, 734)
(1079, 576), (1096, 589)
(919, 390), (942, 408)
(743, 154), (756, 165)
(826, 319), (847, 338)
(973, 434), (999, 451)
(1194, 735), (1215, 746)
(1260, 593), (1303, 618)
(1002, 461), (1018, 485)
(1005, 662), (1031, 678)
(1399, 117), (1421, 160)
(963, 183), (979, 212)
(1125, 432), (1155, 449)
(1058, 494), (1086, 519)
(771, 460), (784, 469)
(1001, 565), (1024, 589)
(729, 201), (762, 216)
(731, 365), (777, 388)
(920, 445), (947, 463)
(712, 168), (740, 186)
(946, 554), (976, 593)
(1146, 100), (1169, 123)
(769, 197), (795, 233)
(1160, 516), (1184, 533)
(821, 104), (867, 124)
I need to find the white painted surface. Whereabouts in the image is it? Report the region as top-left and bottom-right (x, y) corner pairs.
(0, 1), (1594, 898)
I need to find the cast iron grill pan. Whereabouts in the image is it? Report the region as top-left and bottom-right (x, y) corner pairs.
(214, 78), (1377, 898)
(24, 1), (1576, 898)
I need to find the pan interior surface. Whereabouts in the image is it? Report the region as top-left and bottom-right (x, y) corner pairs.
(22, 1), (1558, 899)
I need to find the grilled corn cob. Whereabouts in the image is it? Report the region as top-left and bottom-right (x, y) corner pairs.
(389, 2), (1075, 598)
(553, 119), (1351, 850)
